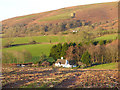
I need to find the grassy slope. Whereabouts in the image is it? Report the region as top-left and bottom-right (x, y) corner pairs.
(2, 33), (118, 46)
(86, 62), (118, 69)
(2, 44), (55, 63)
(3, 44), (54, 57)
(2, 35), (66, 45)
(94, 34), (118, 41)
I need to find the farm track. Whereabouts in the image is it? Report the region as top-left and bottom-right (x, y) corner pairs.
(1, 66), (119, 88)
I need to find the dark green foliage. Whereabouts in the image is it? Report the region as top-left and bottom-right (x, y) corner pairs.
(72, 42), (76, 47)
(69, 42), (76, 47)
(56, 43), (62, 58)
(106, 40), (112, 44)
(91, 41), (99, 45)
(78, 43), (82, 47)
(99, 40), (107, 45)
(38, 54), (55, 66)
(49, 45), (57, 60)
(49, 43), (62, 60)
(69, 42), (74, 47)
(61, 43), (69, 58)
(81, 51), (91, 66)
(99, 40), (104, 45)
(46, 57), (55, 65)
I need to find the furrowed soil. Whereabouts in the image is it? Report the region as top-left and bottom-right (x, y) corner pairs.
(1, 66), (119, 88)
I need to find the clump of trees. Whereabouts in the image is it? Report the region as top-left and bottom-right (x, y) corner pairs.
(49, 40), (118, 67)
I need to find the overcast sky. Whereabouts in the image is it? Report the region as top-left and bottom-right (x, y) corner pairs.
(0, 0), (117, 21)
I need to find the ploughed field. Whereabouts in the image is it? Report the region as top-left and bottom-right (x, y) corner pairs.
(1, 66), (119, 88)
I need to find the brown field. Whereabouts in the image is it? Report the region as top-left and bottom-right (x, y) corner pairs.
(1, 66), (119, 88)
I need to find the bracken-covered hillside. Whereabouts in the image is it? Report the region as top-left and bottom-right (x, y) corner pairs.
(2, 2), (118, 37)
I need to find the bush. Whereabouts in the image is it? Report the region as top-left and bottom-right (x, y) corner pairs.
(29, 40), (36, 44)
(47, 57), (55, 65)
(99, 40), (104, 45)
(99, 40), (107, 45)
(106, 40), (112, 44)
(92, 41), (99, 45)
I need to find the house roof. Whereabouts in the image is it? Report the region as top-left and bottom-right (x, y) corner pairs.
(56, 59), (66, 64)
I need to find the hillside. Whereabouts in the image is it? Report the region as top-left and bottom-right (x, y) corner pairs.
(2, 2), (118, 37)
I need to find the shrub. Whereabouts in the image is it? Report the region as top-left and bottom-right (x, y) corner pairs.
(92, 41), (99, 45)
(99, 40), (104, 45)
(106, 40), (112, 44)
(47, 57), (55, 65)
(29, 40), (36, 44)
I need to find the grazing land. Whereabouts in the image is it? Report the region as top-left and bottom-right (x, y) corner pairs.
(2, 35), (66, 46)
(86, 62), (118, 69)
(3, 44), (53, 56)
(94, 34), (118, 41)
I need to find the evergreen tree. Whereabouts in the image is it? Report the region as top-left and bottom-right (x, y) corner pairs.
(61, 43), (69, 58)
(56, 43), (62, 59)
(49, 45), (57, 60)
(49, 43), (62, 60)
(81, 51), (91, 66)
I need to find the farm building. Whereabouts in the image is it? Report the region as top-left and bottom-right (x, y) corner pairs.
(55, 57), (76, 68)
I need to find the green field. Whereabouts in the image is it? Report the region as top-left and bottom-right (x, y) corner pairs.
(86, 62), (118, 69)
(3, 44), (54, 57)
(94, 34), (118, 41)
(2, 35), (66, 45)
(39, 12), (71, 22)
(3, 44), (55, 63)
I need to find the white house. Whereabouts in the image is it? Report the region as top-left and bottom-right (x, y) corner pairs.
(72, 30), (78, 33)
(55, 57), (76, 68)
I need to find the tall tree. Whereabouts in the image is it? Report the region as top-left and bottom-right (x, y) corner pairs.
(81, 51), (91, 66)
(61, 43), (69, 58)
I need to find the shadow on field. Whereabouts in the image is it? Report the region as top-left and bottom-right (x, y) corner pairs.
(54, 76), (78, 88)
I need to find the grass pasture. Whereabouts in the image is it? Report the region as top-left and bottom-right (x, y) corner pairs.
(2, 44), (55, 64)
(3, 44), (54, 57)
(2, 35), (66, 46)
(87, 62), (118, 70)
(94, 34), (118, 41)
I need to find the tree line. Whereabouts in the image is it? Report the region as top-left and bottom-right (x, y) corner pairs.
(49, 40), (118, 67)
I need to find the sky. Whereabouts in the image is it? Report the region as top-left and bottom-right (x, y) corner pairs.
(0, 0), (118, 21)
